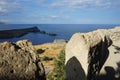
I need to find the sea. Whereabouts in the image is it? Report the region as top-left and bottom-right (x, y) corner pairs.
(0, 24), (120, 45)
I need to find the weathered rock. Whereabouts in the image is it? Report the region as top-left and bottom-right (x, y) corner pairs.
(53, 39), (67, 44)
(0, 40), (46, 80)
(47, 32), (57, 36)
(96, 40), (120, 80)
(108, 27), (120, 41)
(53, 39), (67, 46)
(65, 29), (112, 80)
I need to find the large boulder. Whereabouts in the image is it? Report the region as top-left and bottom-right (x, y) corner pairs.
(0, 40), (46, 80)
(65, 29), (112, 80)
(96, 27), (120, 80)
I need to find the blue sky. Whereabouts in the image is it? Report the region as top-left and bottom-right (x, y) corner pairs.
(0, 0), (120, 24)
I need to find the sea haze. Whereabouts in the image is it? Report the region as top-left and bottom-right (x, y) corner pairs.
(0, 24), (119, 45)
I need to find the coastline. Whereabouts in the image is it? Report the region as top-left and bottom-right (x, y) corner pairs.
(0, 24), (119, 45)
(0, 26), (57, 39)
(0, 26), (120, 80)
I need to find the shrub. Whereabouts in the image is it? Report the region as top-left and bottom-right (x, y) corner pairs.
(47, 50), (66, 80)
(37, 49), (45, 54)
(43, 56), (53, 61)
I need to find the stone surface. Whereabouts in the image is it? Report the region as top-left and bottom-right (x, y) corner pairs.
(0, 40), (46, 80)
(96, 40), (120, 80)
(65, 28), (114, 80)
(109, 27), (120, 41)
(53, 39), (66, 44)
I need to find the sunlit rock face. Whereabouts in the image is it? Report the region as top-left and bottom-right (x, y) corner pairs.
(65, 27), (117, 80)
(0, 40), (46, 80)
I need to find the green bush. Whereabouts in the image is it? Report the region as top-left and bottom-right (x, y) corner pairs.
(43, 56), (53, 61)
(47, 50), (66, 80)
(37, 49), (45, 54)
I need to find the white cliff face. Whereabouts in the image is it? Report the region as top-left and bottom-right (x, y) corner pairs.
(65, 28), (114, 80)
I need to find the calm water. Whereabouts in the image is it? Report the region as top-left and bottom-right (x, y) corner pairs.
(0, 24), (119, 45)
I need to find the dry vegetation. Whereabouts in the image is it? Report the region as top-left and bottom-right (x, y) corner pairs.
(34, 43), (65, 67)
(34, 42), (66, 80)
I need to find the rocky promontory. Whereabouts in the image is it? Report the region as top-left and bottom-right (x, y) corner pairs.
(0, 26), (57, 39)
(0, 40), (46, 80)
(0, 27), (40, 39)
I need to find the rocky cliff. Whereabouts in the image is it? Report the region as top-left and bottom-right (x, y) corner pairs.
(65, 26), (120, 80)
(0, 40), (46, 80)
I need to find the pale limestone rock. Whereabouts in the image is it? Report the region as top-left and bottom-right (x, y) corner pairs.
(66, 29), (112, 80)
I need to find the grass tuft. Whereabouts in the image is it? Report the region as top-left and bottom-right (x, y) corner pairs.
(47, 50), (66, 80)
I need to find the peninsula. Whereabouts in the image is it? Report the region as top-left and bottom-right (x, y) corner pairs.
(0, 26), (57, 39)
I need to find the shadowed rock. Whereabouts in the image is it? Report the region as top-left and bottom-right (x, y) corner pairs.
(66, 29), (112, 80)
(66, 56), (87, 80)
(0, 40), (46, 80)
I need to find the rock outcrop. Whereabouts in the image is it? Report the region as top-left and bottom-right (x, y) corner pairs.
(0, 40), (46, 80)
(0, 26), (57, 39)
(65, 28), (113, 80)
(108, 27), (120, 41)
(96, 27), (120, 80)
(53, 39), (67, 44)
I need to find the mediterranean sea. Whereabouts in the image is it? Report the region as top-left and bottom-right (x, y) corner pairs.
(0, 24), (119, 45)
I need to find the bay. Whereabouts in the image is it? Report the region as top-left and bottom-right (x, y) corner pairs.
(0, 24), (119, 45)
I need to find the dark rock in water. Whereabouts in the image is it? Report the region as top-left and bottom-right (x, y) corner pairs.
(0, 26), (40, 39)
(47, 32), (57, 36)
(0, 40), (46, 80)
(40, 30), (46, 34)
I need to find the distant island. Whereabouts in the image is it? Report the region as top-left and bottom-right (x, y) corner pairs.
(0, 26), (57, 39)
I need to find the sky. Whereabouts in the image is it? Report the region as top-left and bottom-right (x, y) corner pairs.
(0, 0), (120, 24)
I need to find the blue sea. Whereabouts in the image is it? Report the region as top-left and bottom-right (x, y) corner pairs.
(0, 24), (119, 45)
